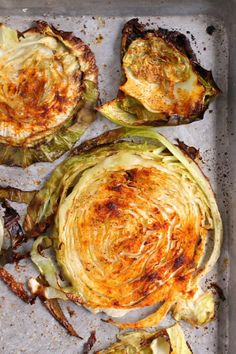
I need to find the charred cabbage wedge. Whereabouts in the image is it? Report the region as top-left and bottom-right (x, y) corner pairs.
(21, 127), (222, 328)
(96, 323), (192, 354)
(0, 21), (98, 167)
(98, 19), (220, 127)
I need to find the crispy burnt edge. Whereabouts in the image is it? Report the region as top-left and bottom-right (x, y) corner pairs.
(0, 21), (98, 167)
(0, 199), (30, 267)
(111, 18), (221, 126)
(83, 330), (97, 354)
(176, 139), (201, 161)
(72, 127), (126, 155)
(0, 189), (35, 262)
(1, 199), (27, 249)
(43, 298), (82, 338)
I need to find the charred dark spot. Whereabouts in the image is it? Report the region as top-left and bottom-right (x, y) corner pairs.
(95, 199), (121, 221)
(124, 169), (136, 181)
(37, 243), (44, 256)
(54, 92), (67, 104)
(177, 275), (186, 282)
(83, 330), (96, 354)
(58, 242), (64, 250)
(175, 33), (187, 47)
(210, 283), (226, 301)
(106, 201), (118, 210)
(112, 300), (120, 306)
(110, 184), (122, 192)
(67, 306), (76, 318)
(197, 237), (202, 246)
(186, 341), (193, 353)
(150, 221), (162, 230)
(206, 25), (216, 35)
(154, 207), (160, 214)
(140, 272), (161, 282)
(73, 71), (83, 83)
(176, 139), (200, 161)
(173, 255), (185, 269)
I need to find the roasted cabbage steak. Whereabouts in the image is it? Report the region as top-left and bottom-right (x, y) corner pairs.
(98, 19), (220, 127)
(0, 21), (98, 166)
(22, 127), (222, 328)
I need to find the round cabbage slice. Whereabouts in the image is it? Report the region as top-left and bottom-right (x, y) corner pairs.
(24, 127), (222, 328)
(0, 21), (98, 166)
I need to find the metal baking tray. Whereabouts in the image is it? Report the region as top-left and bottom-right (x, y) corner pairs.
(0, 1), (235, 353)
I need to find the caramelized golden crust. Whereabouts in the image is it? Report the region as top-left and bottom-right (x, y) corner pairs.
(24, 128), (222, 328)
(57, 162), (209, 311)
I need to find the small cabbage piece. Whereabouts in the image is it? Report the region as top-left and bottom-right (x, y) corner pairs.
(96, 323), (192, 354)
(24, 127), (222, 329)
(0, 21), (98, 167)
(28, 235), (68, 300)
(98, 19), (220, 127)
(172, 288), (215, 326)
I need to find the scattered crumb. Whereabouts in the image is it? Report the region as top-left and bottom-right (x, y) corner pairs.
(67, 306), (76, 318)
(95, 34), (104, 44)
(97, 17), (106, 28)
(206, 25), (216, 35)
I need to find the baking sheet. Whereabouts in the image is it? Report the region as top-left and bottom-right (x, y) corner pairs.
(0, 11), (230, 354)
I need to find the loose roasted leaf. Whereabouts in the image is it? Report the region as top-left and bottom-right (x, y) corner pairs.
(0, 267), (34, 304)
(43, 298), (82, 338)
(1, 199), (26, 248)
(83, 331), (96, 354)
